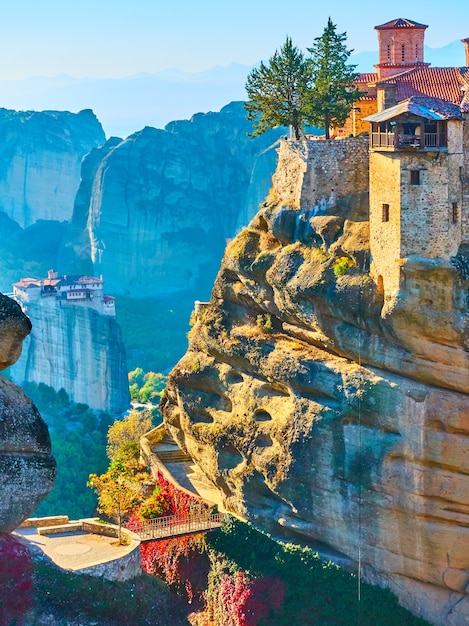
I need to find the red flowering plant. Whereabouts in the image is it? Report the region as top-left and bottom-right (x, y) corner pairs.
(201, 555), (285, 626)
(0, 535), (33, 626)
(128, 470), (213, 529)
(127, 471), (214, 606)
(140, 534), (209, 607)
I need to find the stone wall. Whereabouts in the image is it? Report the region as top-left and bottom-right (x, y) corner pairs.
(462, 118), (469, 243)
(369, 152), (402, 294)
(400, 152), (461, 259)
(370, 140), (465, 296)
(272, 137), (369, 217)
(334, 99), (377, 139)
(78, 545), (142, 582)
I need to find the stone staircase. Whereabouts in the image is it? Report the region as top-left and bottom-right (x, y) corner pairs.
(152, 432), (192, 463)
(156, 447), (192, 464)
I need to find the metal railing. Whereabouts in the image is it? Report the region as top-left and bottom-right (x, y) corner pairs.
(131, 511), (225, 541)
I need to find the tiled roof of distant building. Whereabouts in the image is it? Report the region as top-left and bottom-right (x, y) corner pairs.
(58, 275), (103, 286)
(376, 67), (469, 108)
(375, 18), (428, 30)
(13, 278), (42, 289)
(356, 73), (378, 84)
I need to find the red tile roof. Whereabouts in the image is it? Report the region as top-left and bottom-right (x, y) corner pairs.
(376, 67), (469, 108)
(356, 73), (378, 84)
(375, 18), (428, 30)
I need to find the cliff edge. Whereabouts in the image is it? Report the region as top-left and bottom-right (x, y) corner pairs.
(0, 293), (56, 533)
(161, 138), (469, 626)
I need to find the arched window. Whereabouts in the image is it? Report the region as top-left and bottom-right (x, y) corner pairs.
(387, 44), (391, 62)
(401, 44), (405, 62)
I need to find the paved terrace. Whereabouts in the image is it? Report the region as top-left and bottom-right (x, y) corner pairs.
(14, 517), (141, 580)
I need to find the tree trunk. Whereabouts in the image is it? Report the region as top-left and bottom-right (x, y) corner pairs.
(325, 117), (330, 140)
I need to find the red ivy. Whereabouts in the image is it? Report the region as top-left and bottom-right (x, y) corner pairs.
(0, 535), (33, 626)
(140, 534), (209, 607)
(206, 571), (285, 626)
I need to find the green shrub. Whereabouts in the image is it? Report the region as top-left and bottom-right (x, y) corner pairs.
(256, 313), (273, 333)
(333, 256), (355, 277)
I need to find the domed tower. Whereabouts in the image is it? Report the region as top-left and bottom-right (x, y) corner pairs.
(374, 18), (430, 80)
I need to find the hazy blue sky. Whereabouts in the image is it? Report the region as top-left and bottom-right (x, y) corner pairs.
(0, 0), (467, 79)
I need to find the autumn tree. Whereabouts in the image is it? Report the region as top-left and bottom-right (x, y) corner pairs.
(306, 18), (359, 138)
(106, 409), (154, 463)
(88, 461), (141, 544)
(245, 37), (312, 139)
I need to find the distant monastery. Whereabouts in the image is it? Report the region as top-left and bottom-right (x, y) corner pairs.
(13, 269), (116, 316)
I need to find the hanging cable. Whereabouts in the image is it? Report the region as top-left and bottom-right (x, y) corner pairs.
(356, 253), (366, 618)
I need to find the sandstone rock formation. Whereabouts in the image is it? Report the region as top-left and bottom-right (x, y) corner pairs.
(61, 102), (286, 298)
(161, 138), (469, 625)
(0, 294), (56, 532)
(8, 298), (130, 415)
(0, 108), (105, 228)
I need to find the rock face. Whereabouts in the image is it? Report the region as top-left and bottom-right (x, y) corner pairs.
(161, 138), (469, 625)
(9, 298), (130, 414)
(61, 102), (286, 297)
(0, 294), (56, 533)
(0, 108), (105, 228)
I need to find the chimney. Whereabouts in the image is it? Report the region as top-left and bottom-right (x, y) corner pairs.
(462, 38), (469, 66)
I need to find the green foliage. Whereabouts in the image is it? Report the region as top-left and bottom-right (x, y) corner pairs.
(244, 20), (359, 140)
(31, 560), (187, 625)
(137, 487), (170, 520)
(450, 250), (469, 281)
(25, 382), (111, 519)
(333, 255), (355, 277)
(0, 218), (68, 293)
(206, 517), (430, 626)
(128, 370), (167, 405)
(115, 296), (194, 373)
(256, 313), (273, 333)
(305, 18), (360, 138)
(88, 461), (143, 543)
(245, 37), (311, 140)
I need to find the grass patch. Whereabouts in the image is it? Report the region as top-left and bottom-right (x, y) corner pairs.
(333, 256), (356, 277)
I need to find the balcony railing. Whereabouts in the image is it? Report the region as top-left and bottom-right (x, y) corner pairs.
(370, 131), (446, 150)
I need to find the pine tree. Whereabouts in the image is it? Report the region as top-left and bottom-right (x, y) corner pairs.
(306, 18), (359, 139)
(244, 37), (311, 140)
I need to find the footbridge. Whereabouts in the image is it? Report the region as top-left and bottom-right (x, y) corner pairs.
(131, 511), (225, 542)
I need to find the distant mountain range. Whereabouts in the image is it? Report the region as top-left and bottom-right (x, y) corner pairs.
(0, 41), (465, 139)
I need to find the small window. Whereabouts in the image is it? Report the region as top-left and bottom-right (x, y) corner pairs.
(415, 44), (418, 59)
(452, 202), (458, 224)
(410, 170), (420, 185)
(382, 203), (390, 222)
(387, 44), (391, 62)
(401, 44), (405, 62)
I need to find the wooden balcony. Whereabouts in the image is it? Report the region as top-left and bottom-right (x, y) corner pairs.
(370, 130), (447, 151)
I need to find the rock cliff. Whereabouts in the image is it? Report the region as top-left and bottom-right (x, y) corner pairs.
(0, 294), (56, 532)
(161, 138), (469, 626)
(8, 298), (130, 415)
(0, 108), (105, 228)
(61, 102), (286, 297)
